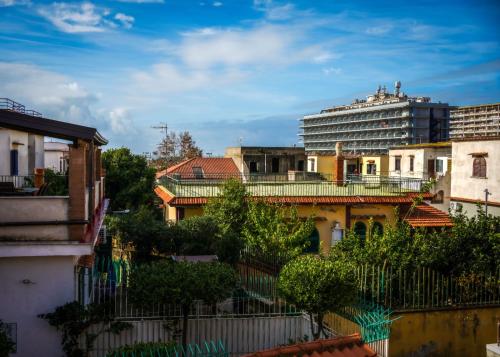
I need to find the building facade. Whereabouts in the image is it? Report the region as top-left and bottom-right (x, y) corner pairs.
(450, 137), (500, 217)
(389, 142), (452, 212)
(300, 82), (450, 155)
(450, 103), (500, 139)
(44, 141), (70, 173)
(0, 103), (108, 357)
(225, 146), (306, 177)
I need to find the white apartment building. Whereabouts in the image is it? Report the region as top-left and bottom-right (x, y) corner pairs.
(44, 141), (70, 173)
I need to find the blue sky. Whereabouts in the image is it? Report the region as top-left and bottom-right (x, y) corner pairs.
(0, 0), (499, 155)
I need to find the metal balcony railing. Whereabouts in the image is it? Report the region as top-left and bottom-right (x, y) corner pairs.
(159, 173), (425, 198)
(0, 98), (42, 117)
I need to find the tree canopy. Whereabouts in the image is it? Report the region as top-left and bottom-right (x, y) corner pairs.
(330, 207), (500, 275)
(204, 179), (249, 264)
(153, 131), (202, 169)
(278, 255), (357, 340)
(128, 260), (237, 346)
(243, 201), (315, 258)
(102, 148), (156, 211)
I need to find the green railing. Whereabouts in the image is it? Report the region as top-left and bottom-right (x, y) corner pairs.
(356, 264), (500, 310)
(160, 174), (425, 198)
(106, 340), (228, 357)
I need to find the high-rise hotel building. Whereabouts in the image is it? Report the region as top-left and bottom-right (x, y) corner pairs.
(450, 103), (500, 139)
(300, 82), (450, 155)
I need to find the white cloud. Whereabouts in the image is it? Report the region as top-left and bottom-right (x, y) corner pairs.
(116, 0), (163, 3)
(253, 0), (297, 20)
(0, 62), (100, 126)
(115, 13), (134, 29)
(108, 108), (133, 134)
(366, 24), (393, 35)
(0, 0), (29, 6)
(322, 67), (342, 76)
(212, 1), (223, 7)
(178, 25), (296, 69)
(38, 2), (134, 33)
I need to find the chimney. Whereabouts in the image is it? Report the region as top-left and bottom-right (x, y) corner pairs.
(333, 142), (344, 184)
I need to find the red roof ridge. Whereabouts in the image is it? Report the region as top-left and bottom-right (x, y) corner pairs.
(242, 334), (377, 357)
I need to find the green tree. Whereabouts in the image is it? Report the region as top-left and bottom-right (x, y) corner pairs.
(204, 179), (248, 264)
(0, 320), (15, 357)
(175, 216), (220, 255)
(102, 148), (156, 211)
(278, 255), (357, 340)
(39, 302), (131, 357)
(107, 206), (171, 263)
(243, 201), (315, 258)
(128, 261), (237, 346)
(153, 131), (203, 169)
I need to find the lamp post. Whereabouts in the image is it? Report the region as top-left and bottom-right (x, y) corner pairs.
(484, 188), (491, 215)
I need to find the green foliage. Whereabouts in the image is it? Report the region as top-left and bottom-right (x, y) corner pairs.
(128, 260), (237, 345)
(44, 168), (69, 195)
(278, 255), (357, 339)
(39, 301), (132, 357)
(330, 207), (500, 276)
(243, 201), (315, 258)
(102, 148), (156, 211)
(204, 179), (248, 264)
(0, 320), (15, 357)
(175, 216), (220, 255)
(107, 206), (171, 263)
(106, 341), (177, 356)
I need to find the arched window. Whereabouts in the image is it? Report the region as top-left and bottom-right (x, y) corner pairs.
(304, 228), (320, 253)
(354, 222), (367, 241)
(372, 222), (383, 236)
(472, 157), (487, 178)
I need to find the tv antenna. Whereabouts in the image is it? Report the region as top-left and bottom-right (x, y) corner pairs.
(152, 122), (169, 166)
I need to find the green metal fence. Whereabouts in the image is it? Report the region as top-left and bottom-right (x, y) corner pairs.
(356, 264), (500, 310)
(106, 340), (228, 357)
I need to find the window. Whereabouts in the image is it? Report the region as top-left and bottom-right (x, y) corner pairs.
(297, 160), (305, 171)
(271, 158), (280, 173)
(354, 222), (367, 241)
(394, 156), (401, 171)
(436, 159), (444, 174)
(409, 156), (414, 172)
(372, 222), (383, 236)
(249, 161), (258, 173)
(176, 207), (185, 221)
(308, 158), (316, 172)
(304, 228), (320, 253)
(366, 163), (377, 175)
(472, 157), (487, 178)
(10, 150), (18, 176)
(192, 166), (204, 179)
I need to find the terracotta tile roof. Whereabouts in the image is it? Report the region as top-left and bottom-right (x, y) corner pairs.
(242, 334), (376, 357)
(154, 186), (175, 204)
(158, 194), (425, 206)
(156, 157), (240, 179)
(402, 204), (453, 227)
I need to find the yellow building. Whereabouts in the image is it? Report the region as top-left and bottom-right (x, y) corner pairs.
(154, 154), (448, 253)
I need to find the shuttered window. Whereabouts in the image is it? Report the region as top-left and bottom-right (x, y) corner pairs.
(472, 157), (486, 178)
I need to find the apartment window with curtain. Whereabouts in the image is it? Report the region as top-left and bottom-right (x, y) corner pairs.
(394, 156), (401, 171)
(472, 157), (487, 178)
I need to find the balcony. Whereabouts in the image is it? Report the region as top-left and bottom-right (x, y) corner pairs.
(159, 173), (425, 199)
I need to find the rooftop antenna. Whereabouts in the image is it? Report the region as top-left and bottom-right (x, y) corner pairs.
(151, 122), (168, 167)
(395, 81), (401, 96)
(238, 137), (244, 146)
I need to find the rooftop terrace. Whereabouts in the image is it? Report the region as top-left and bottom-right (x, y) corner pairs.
(158, 174), (425, 199)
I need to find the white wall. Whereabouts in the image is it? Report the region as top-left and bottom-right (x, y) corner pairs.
(451, 140), (500, 217)
(0, 256), (77, 357)
(0, 129), (44, 176)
